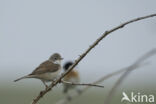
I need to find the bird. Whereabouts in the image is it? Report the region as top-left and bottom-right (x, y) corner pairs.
(14, 53), (63, 89)
(63, 61), (81, 95)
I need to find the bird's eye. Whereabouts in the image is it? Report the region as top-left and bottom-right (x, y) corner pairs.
(54, 58), (57, 60)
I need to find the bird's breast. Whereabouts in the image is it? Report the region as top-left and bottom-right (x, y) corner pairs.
(37, 69), (61, 81)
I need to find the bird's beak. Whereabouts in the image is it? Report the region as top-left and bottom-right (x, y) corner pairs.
(60, 58), (64, 60)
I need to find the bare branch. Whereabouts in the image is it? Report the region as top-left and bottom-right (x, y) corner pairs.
(61, 80), (104, 88)
(32, 14), (156, 104)
(104, 49), (156, 104)
(55, 49), (156, 104)
(55, 68), (128, 104)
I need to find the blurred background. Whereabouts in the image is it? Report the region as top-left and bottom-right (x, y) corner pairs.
(1, 0), (156, 104)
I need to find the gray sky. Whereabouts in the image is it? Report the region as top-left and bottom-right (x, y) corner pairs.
(1, 0), (156, 84)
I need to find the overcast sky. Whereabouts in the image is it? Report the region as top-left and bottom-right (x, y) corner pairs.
(1, 0), (156, 84)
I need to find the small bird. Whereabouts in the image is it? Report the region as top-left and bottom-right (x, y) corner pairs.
(14, 53), (63, 89)
(63, 61), (81, 95)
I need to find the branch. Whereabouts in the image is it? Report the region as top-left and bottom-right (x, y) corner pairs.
(55, 70), (127, 104)
(61, 80), (104, 88)
(55, 49), (156, 104)
(104, 49), (156, 104)
(32, 13), (156, 104)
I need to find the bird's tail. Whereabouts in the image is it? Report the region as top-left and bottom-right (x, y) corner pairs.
(14, 75), (32, 82)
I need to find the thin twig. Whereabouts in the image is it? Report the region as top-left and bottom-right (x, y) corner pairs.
(61, 80), (104, 88)
(32, 13), (156, 104)
(104, 49), (156, 104)
(55, 49), (156, 104)
(55, 68), (127, 104)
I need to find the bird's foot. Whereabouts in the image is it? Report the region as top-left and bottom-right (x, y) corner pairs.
(45, 85), (49, 90)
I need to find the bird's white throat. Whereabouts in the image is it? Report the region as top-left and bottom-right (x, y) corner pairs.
(54, 60), (61, 65)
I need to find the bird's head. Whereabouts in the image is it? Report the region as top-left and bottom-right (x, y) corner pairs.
(49, 53), (63, 64)
(63, 61), (74, 71)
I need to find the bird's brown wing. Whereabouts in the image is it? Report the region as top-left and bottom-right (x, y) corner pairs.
(30, 60), (60, 75)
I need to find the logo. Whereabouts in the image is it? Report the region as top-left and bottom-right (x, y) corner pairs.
(121, 92), (155, 103)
